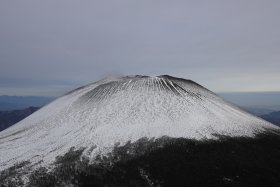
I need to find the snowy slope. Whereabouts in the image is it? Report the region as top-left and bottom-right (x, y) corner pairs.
(0, 75), (278, 171)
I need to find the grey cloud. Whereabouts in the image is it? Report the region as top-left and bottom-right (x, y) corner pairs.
(0, 0), (279, 95)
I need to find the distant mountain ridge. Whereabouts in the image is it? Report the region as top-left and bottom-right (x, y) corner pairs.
(0, 107), (39, 131)
(0, 96), (53, 111)
(218, 92), (280, 108)
(260, 111), (280, 126)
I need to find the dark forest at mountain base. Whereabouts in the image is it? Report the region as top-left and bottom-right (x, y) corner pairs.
(1, 129), (280, 187)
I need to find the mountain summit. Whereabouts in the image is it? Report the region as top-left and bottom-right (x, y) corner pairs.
(0, 75), (279, 186)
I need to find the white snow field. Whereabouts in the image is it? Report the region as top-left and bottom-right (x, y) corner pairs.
(0, 75), (278, 171)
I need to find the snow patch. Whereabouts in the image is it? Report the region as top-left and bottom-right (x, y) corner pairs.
(0, 75), (278, 171)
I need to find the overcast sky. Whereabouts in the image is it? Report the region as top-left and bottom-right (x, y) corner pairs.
(0, 0), (280, 96)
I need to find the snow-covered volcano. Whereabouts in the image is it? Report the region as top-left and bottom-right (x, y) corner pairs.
(0, 75), (278, 171)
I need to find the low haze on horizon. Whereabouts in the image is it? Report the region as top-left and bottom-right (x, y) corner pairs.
(1, 0), (280, 96)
